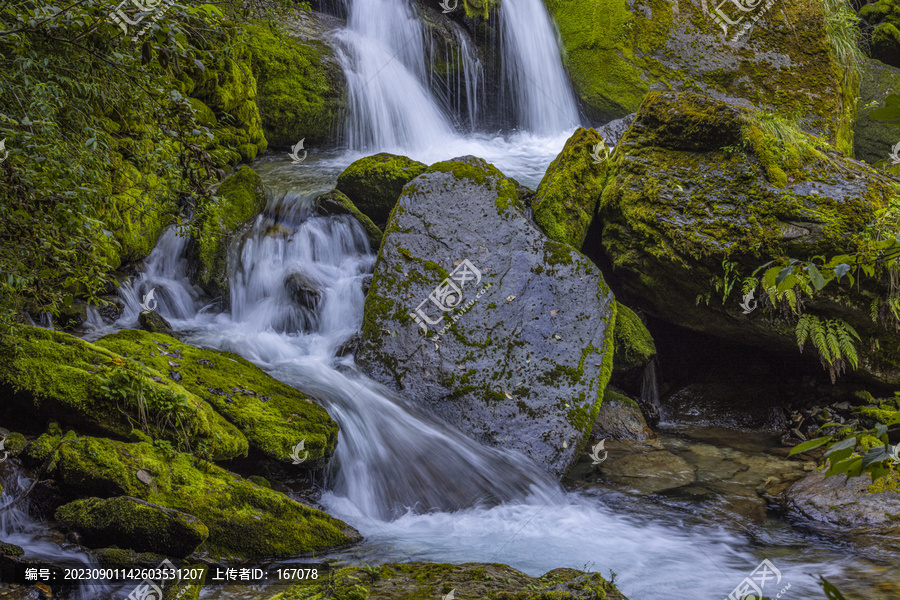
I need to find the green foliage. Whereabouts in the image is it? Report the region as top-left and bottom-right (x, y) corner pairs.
(789, 419), (897, 483)
(0, 0), (299, 331)
(822, 0), (864, 82)
(97, 359), (194, 450)
(795, 314), (860, 382)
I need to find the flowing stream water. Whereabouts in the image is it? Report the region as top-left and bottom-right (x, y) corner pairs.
(8, 1), (898, 599)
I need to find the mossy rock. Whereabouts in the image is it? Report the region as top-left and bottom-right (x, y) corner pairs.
(138, 310), (177, 338)
(315, 189), (383, 250)
(245, 19), (345, 147)
(48, 436), (360, 559)
(546, 0), (858, 152)
(358, 156), (616, 478)
(597, 92), (900, 384)
(265, 562), (629, 600)
(335, 153), (428, 228)
(94, 329), (339, 465)
(872, 22), (900, 69)
(612, 303), (656, 375)
(854, 58), (900, 165)
(188, 98), (217, 128)
(533, 127), (609, 249)
(55, 496), (209, 558)
(0, 326), (247, 461)
(0, 542), (24, 557)
(193, 166), (267, 298)
(93, 547), (167, 568)
(2, 431), (27, 456)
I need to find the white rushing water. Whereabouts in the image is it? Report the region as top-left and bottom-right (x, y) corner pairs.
(328, 0), (580, 187)
(87, 203), (867, 600)
(500, 0), (580, 134)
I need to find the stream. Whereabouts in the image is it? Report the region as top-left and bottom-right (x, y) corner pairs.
(3, 0), (899, 598)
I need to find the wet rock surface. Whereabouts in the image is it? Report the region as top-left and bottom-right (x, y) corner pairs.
(357, 156), (616, 477)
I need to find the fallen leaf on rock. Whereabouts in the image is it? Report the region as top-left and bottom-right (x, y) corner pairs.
(504, 390), (513, 399)
(506, 295), (516, 303)
(168, 361), (180, 367)
(550, 309), (559, 316)
(136, 469), (153, 485)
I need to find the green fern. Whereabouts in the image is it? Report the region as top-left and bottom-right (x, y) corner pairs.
(795, 314), (860, 382)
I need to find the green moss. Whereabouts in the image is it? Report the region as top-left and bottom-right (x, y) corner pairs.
(244, 21), (344, 147)
(94, 329), (339, 464)
(533, 127), (609, 248)
(612, 303), (656, 373)
(336, 153), (427, 227)
(315, 189), (383, 250)
(0, 326), (247, 461)
(55, 496), (209, 558)
(267, 562), (627, 600)
(49, 436), (359, 559)
(193, 165), (267, 296)
(3, 431), (26, 455)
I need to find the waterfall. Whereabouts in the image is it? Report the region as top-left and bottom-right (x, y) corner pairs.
(499, 0), (579, 134)
(640, 359), (662, 427)
(334, 0), (455, 152)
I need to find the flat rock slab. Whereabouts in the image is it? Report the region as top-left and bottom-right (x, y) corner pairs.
(358, 156), (616, 477)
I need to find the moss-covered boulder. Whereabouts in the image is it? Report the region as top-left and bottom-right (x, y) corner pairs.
(55, 496), (208, 558)
(357, 156), (616, 477)
(546, 0), (858, 152)
(245, 18), (345, 147)
(592, 388), (655, 441)
(315, 189), (383, 250)
(188, 53), (268, 167)
(2, 432), (27, 457)
(138, 310), (177, 338)
(597, 92), (900, 383)
(872, 22), (900, 68)
(0, 326), (247, 461)
(94, 329), (339, 465)
(193, 166), (267, 298)
(265, 562), (629, 600)
(533, 127), (609, 249)
(335, 153), (428, 228)
(854, 58), (900, 165)
(47, 435), (360, 559)
(612, 303), (656, 376)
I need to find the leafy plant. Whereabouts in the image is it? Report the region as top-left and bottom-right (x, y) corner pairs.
(789, 421), (896, 482)
(796, 314), (860, 383)
(98, 358), (194, 448)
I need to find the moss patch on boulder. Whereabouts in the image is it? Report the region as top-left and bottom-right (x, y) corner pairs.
(55, 496), (209, 558)
(48, 435), (360, 559)
(533, 127), (609, 249)
(0, 326), (247, 461)
(336, 153), (428, 228)
(265, 562), (629, 600)
(193, 165), (267, 297)
(545, 0), (858, 152)
(612, 303), (656, 375)
(94, 329), (339, 465)
(855, 58), (900, 165)
(245, 20), (345, 147)
(315, 189), (383, 250)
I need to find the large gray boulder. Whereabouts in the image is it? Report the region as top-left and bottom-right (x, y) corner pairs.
(357, 156), (616, 477)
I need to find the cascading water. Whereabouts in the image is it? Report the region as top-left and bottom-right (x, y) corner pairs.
(1, 467), (113, 599)
(333, 0), (455, 152)
(91, 198), (876, 600)
(499, 0), (580, 133)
